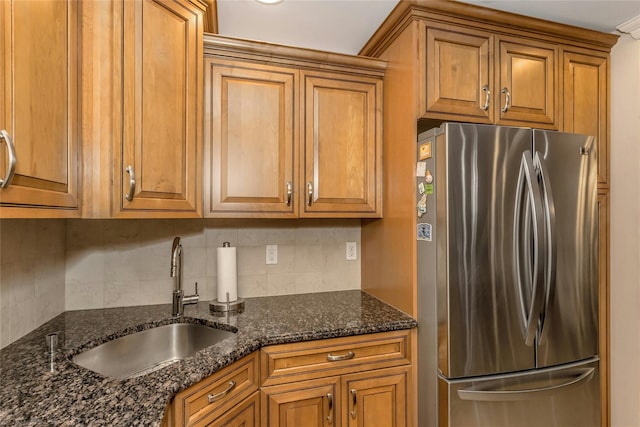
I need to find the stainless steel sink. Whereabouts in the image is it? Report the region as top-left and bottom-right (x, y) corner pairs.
(72, 323), (235, 379)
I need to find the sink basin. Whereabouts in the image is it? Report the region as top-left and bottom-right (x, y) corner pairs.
(72, 323), (235, 379)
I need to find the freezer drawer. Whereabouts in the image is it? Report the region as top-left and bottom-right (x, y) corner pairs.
(438, 358), (600, 427)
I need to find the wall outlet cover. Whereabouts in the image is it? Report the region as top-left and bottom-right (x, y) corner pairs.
(266, 245), (278, 264)
(346, 242), (357, 260)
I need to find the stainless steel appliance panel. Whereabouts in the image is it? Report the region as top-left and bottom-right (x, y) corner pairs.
(439, 358), (600, 427)
(533, 130), (599, 367)
(441, 123), (535, 379)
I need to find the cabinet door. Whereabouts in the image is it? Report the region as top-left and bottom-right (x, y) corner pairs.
(496, 37), (557, 128)
(301, 71), (381, 218)
(204, 59), (297, 218)
(0, 0), (79, 214)
(563, 50), (609, 186)
(262, 377), (340, 427)
(116, 0), (203, 217)
(342, 367), (409, 427)
(206, 391), (260, 427)
(424, 25), (493, 122)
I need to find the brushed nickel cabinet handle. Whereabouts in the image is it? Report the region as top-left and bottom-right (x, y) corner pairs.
(501, 87), (511, 113)
(350, 389), (357, 419)
(307, 182), (313, 206)
(0, 130), (16, 189)
(286, 181), (292, 206)
(327, 351), (355, 362)
(208, 380), (236, 403)
(326, 393), (333, 424)
(124, 165), (136, 201)
(481, 85), (490, 111)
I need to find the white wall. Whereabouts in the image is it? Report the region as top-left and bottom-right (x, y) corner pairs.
(610, 33), (640, 427)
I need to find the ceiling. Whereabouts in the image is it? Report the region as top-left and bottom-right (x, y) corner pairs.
(216, 0), (640, 55)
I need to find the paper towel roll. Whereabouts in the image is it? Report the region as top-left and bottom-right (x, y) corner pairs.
(217, 243), (238, 302)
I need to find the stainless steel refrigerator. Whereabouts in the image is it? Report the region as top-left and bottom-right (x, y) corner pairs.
(416, 123), (599, 427)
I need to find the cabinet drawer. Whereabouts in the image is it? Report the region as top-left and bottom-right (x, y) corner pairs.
(260, 330), (411, 386)
(173, 352), (259, 427)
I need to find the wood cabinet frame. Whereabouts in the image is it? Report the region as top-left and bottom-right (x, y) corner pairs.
(80, 0), (205, 218)
(203, 35), (385, 219)
(260, 331), (412, 427)
(359, 2), (617, 426)
(0, 0), (81, 217)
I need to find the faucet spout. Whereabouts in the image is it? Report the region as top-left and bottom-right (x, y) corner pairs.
(170, 237), (182, 290)
(170, 237), (198, 317)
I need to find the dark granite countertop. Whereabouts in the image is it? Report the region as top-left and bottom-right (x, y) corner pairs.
(0, 290), (416, 426)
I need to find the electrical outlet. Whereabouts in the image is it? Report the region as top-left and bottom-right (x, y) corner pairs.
(346, 242), (357, 260)
(266, 245), (278, 264)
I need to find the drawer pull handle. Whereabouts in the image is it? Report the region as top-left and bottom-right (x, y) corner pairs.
(207, 380), (236, 403)
(327, 351), (355, 362)
(326, 393), (333, 424)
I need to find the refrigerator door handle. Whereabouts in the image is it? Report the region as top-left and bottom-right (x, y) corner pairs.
(513, 151), (546, 347)
(534, 153), (557, 344)
(457, 367), (595, 402)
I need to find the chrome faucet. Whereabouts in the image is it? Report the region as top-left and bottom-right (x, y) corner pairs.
(170, 237), (199, 317)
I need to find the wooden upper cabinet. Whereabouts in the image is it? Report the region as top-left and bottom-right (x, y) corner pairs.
(301, 71), (382, 217)
(203, 35), (385, 219)
(425, 26), (493, 122)
(115, 0), (203, 217)
(422, 24), (558, 129)
(496, 37), (557, 128)
(0, 0), (80, 216)
(563, 50), (609, 186)
(204, 59), (297, 217)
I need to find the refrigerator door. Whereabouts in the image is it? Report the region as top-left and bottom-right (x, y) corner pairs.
(440, 358), (600, 427)
(440, 123), (535, 379)
(533, 130), (598, 367)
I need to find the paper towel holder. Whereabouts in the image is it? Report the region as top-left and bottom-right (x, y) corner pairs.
(210, 292), (245, 314)
(210, 242), (245, 313)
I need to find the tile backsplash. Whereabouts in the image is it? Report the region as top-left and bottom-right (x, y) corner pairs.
(65, 219), (361, 311)
(0, 220), (66, 349)
(0, 218), (361, 348)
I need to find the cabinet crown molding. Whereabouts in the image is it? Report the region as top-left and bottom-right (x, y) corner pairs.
(204, 34), (386, 76)
(616, 14), (640, 39)
(360, 0), (619, 56)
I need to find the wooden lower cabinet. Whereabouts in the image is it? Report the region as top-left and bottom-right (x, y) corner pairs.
(260, 331), (412, 427)
(261, 366), (409, 427)
(261, 376), (340, 427)
(342, 367), (408, 427)
(164, 331), (413, 427)
(166, 353), (259, 427)
(210, 391), (260, 427)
